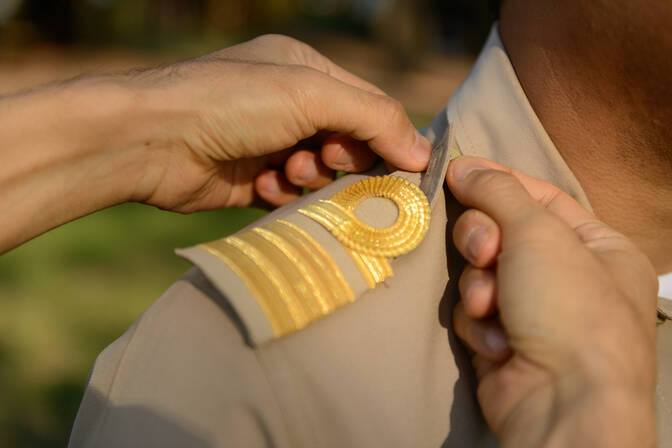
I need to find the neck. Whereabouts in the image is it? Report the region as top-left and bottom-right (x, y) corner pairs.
(500, 5), (672, 274)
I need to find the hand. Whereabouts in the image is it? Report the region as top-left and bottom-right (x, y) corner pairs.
(128, 34), (431, 210)
(0, 35), (430, 253)
(445, 156), (658, 447)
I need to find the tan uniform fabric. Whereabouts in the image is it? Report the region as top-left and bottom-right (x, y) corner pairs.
(658, 306), (672, 445)
(69, 26), (672, 447)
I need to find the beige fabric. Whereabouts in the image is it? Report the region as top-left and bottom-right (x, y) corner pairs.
(658, 320), (672, 445)
(177, 169), (423, 346)
(659, 297), (672, 322)
(70, 25), (672, 447)
(68, 270), (294, 447)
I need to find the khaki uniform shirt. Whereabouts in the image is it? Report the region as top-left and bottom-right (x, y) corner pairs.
(69, 26), (672, 447)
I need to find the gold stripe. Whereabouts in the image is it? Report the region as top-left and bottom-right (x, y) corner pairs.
(330, 176), (430, 257)
(202, 219), (359, 339)
(298, 176), (429, 290)
(268, 220), (354, 305)
(345, 249), (392, 288)
(365, 253), (394, 282)
(299, 202), (390, 287)
(204, 235), (309, 336)
(235, 232), (320, 325)
(201, 175), (431, 340)
(298, 177), (429, 258)
(198, 242), (292, 336)
(252, 226), (335, 314)
(345, 250), (377, 288)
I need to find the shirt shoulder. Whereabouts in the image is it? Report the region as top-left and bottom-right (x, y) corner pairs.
(73, 167), (497, 447)
(69, 268), (293, 448)
(176, 168), (429, 346)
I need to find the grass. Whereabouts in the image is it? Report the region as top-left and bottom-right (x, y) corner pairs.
(0, 203), (265, 447)
(0, 115), (431, 447)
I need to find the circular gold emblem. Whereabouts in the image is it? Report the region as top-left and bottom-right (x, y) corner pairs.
(308, 176), (430, 257)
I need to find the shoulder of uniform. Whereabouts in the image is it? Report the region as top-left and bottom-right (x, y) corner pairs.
(176, 169), (434, 346)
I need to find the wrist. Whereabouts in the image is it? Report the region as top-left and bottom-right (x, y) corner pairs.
(58, 76), (163, 203)
(0, 76), (160, 251)
(2, 75), (154, 196)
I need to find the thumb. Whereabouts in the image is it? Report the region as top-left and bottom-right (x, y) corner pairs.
(295, 68), (432, 172)
(446, 156), (596, 232)
(447, 156), (657, 300)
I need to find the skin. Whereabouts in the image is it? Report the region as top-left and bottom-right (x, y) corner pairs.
(454, 1), (672, 444)
(448, 156), (657, 447)
(0, 34), (432, 254)
(499, 0), (672, 274)
(0, 24), (661, 446)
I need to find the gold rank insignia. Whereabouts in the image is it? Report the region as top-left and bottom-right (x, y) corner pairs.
(299, 176), (430, 287)
(195, 175), (431, 340)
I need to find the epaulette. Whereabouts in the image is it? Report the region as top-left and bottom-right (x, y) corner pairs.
(176, 171), (432, 346)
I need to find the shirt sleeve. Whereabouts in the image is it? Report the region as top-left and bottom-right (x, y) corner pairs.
(68, 268), (293, 448)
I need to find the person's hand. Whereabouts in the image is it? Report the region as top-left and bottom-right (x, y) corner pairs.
(127, 34), (431, 210)
(446, 156), (658, 447)
(0, 34), (430, 253)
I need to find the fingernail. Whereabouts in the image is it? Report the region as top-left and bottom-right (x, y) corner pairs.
(464, 278), (486, 303)
(411, 131), (432, 164)
(452, 157), (489, 181)
(295, 162), (317, 184)
(262, 178), (278, 193)
(485, 327), (509, 352)
(466, 226), (489, 263)
(332, 147), (350, 169)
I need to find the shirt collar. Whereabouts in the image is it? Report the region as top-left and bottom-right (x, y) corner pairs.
(424, 24), (592, 211)
(421, 25), (672, 301)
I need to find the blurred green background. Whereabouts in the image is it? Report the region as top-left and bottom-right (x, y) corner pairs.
(0, 0), (494, 446)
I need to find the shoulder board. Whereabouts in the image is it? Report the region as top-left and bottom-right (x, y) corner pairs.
(176, 171), (431, 346)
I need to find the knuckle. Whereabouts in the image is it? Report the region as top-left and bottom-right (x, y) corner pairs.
(254, 33), (296, 47)
(470, 169), (519, 193)
(283, 66), (323, 106)
(275, 65), (316, 96)
(468, 170), (530, 208)
(574, 220), (615, 242)
(380, 96), (406, 122)
(288, 64), (319, 79)
(256, 34), (318, 62)
(373, 96), (411, 139)
(273, 66), (324, 132)
(464, 208), (494, 228)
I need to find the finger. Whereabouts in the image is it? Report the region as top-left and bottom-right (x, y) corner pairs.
(284, 150), (335, 190)
(454, 302), (511, 362)
(453, 208), (501, 267)
(459, 265), (498, 319)
(254, 169), (302, 207)
(295, 42), (387, 95)
(472, 354), (501, 380)
(225, 35), (386, 95)
(446, 156), (595, 232)
(299, 130), (334, 148)
(321, 62), (386, 95)
(289, 67), (431, 171)
(321, 134), (379, 172)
